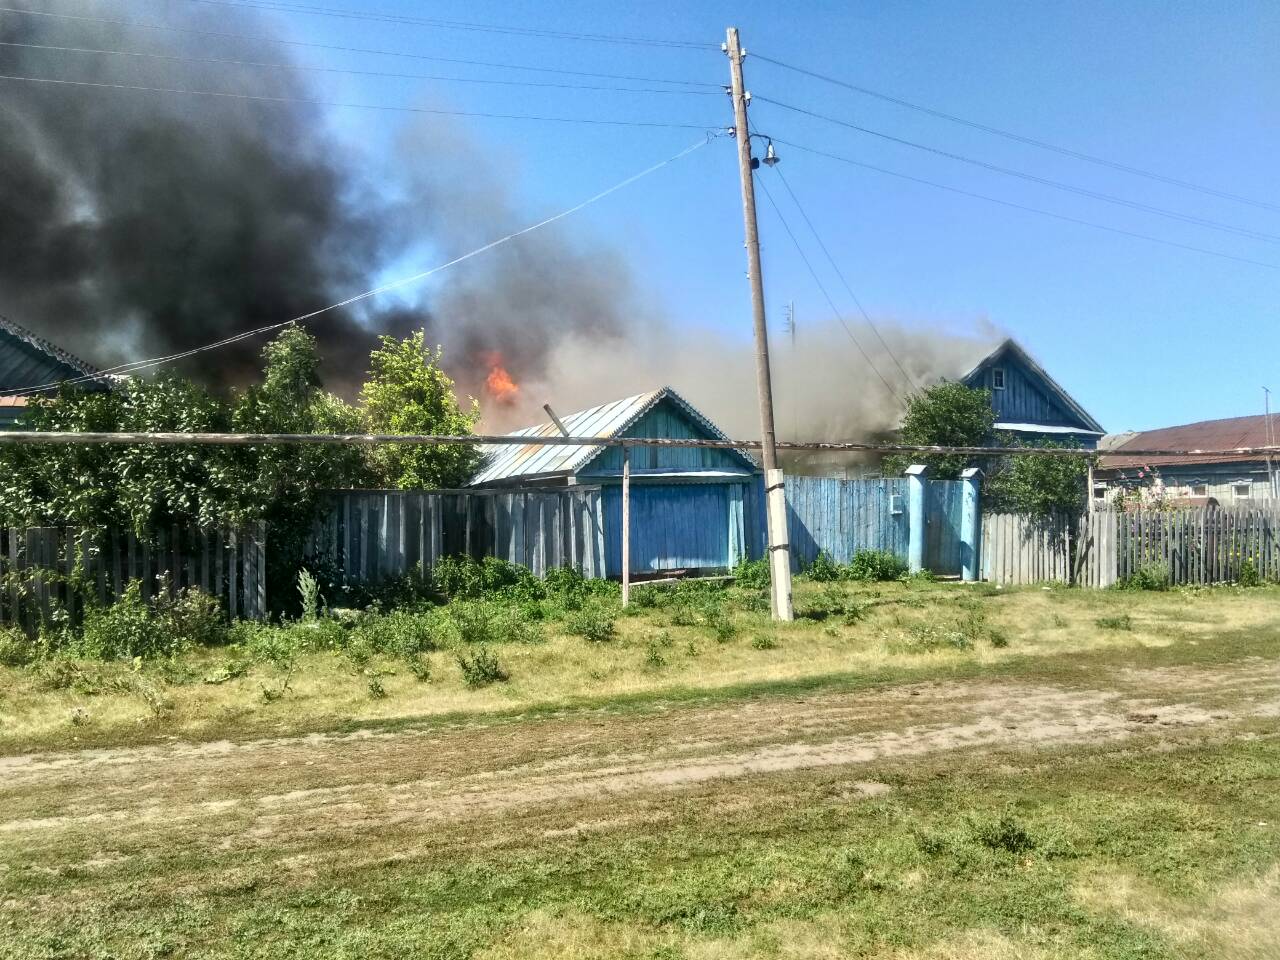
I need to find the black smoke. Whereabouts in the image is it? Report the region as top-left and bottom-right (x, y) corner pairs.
(0, 0), (418, 387)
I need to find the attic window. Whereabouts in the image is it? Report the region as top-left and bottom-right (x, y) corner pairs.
(991, 367), (1006, 390)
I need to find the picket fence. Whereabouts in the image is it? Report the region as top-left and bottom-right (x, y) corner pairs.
(982, 505), (1280, 587)
(0, 523), (268, 630)
(308, 487), (607, 585)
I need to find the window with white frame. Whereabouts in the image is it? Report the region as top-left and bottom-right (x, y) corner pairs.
(1190, 483), (1208, 497)
(1234, 482), (1252, 500)
(992, 367), (1006, 390)
(1093, 483), (1107, 500)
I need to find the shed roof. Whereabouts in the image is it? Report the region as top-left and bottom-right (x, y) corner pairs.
(471, 387), (748, 485)
(0, 316), (106, 393)
(962, 338), (1105, 434)
(1098, 414), (1278, 470)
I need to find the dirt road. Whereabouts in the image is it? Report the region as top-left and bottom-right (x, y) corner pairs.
(4, 659), (1278, 851)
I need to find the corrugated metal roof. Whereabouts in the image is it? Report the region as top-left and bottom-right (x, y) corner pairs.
(0, 316), (103, 389)
(471, 387), (740, 485)
(1098, 414), (1276, 470)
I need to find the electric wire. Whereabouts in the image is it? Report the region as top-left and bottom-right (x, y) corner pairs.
(177, 0), (716, 49)
(3, 134), (719, 397)
(0, 72), (721, 129)
(769, 164), (921, 391)
(755, 97), (1280, 247)
(773, 137), (1280, 271)
(0, 40), (724, 96)
(753, 174), (905, 403)
(752, 52), (1280, 213)
(0, 7), (720, 87)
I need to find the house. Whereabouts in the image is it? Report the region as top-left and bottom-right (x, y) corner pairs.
(962, 338), (1105, 448)
(0, 317), (110, 428)
(470, 387), (764, 578)
(1094, 415), (1280, 504)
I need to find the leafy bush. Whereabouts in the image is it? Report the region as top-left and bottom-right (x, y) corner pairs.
(751, 634), (778, 650)
(297, 568), (323, 620)
(643, 639), (667, 668)
(0, 628), (37, 667)
(77, 583), (187, 660)
(156, 587), (228, 648)
(449, 600), (542, 646)
(563, 603), (618, 643)
(971, 811), (1036, 855)
(354, 609), (448, 658)
(1120, 563), (1169, 591)
(806, 551), (843, 582)
(848, 549), (908, 582)
(732, 557), (771, 589)
(709, 609), (738, 642)
(1239, 558), (1262, 587)
(456, 646), (507, 687)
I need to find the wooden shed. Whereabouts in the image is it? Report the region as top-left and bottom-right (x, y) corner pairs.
(470, 388), (764, 578)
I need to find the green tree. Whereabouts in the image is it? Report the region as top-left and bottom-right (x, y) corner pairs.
(985, 439), (1092, 516)
(884, 381), (995, 479)
(360, 331), (480, 489)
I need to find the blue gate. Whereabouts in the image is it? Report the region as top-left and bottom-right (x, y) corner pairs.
(924, 479), (965, 576)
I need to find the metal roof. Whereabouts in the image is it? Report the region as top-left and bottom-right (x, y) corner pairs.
(470, 387), (744, 485)
(0, 315), (107, 392)
(1098, 414), (1277, 470)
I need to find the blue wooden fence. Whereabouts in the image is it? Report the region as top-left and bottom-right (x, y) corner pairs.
(784, 476), (910, 570)
(924, 480), (965, 576)
(602, 482), (749, 578)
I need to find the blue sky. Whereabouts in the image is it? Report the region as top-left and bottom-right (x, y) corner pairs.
(201, 0), (1277, 432)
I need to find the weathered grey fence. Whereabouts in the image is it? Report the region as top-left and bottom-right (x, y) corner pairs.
(981, 510), (1118, 588)
(0, 523), (268, 630)
(982, 505), (1280, 587)
(308, 488), (607, 584)
(784, 476), (909, 570)
(1115, 505), (1280, 584)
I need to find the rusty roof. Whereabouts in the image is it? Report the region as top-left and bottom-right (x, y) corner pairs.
(1098, 414), (1279, 470)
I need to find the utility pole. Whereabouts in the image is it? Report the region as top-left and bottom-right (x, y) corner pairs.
(725, 26), (793, 621)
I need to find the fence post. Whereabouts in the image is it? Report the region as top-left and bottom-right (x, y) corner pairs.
(906, 464), (929, 574)
(960, 467), (982, 582)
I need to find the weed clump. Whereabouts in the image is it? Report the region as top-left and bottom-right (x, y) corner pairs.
(751, 634), (778, 651)
(563, 603), (618, 643)
(732, 557), (770, 590)
(970, 811), (1037, 855)
(449, 600), (542, 646)
(1238, 558), (1263, 588)
(848, 549), (909, 582)
(1095, 613), (1133, 631)
(1120, 563), (1170, 591)
(457, 647), (507, 687)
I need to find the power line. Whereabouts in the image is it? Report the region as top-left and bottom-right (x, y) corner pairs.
(755, 97), (1280, 247)
(0, 72), (721, 129)
(769, 164), (920, 391)
(0, 40), (723, 96)
(0, 7), (720, 87)
(752, 52), (1280, 214)
(4, 134), (718, 396)
(753, 173), (905, 402)
(773, 137), (1280, 272)
(178, 0), (715, 49)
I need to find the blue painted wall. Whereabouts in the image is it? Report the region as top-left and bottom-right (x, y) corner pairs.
(603, 482), (744, 576)
(784, 476), (910, 570)
(582, 401), (754, 475)
(967, 353), (1080, 427)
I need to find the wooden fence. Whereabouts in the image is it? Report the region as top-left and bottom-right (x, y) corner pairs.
(0, 523), (268, 630)
(982, 505), (1280, 587)
(308, 487), (607, 585)
(784, 476), (909, 570)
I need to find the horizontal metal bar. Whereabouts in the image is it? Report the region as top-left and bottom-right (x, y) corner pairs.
(0, 430), (1274, 461)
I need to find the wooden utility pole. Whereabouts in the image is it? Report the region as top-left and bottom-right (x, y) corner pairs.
(725, 26), (793, 620)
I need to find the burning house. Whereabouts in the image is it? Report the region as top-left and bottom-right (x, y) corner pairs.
(469, 387), (765, 578)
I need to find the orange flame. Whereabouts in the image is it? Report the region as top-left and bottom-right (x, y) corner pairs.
(482, 351), (519, 405)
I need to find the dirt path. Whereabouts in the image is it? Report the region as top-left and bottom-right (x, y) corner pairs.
(3, 660), (1278, 849)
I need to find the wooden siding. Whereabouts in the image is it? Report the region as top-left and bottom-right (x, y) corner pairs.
(602, 482), (743, 576)
(583, 401), (752, 475)
(0, 524), (267, 632)
(784, 476), (909, 569)
(309, 488), (606, 583)
(986, 358), (1078, 426)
